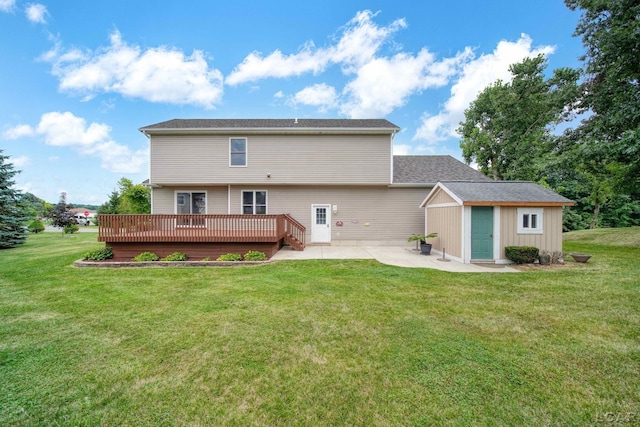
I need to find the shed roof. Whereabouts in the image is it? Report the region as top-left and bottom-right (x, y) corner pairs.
(421, 181), (574, 207)
(393, 155), (490, 184)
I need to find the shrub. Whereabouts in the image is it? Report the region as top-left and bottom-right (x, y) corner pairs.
(505, 246), (539, 264)
(132, 251), (159, 262)
(244, 250), (267, 261)
(83, 247), (113, 261)
(162, 252), (187, 261)
(63, 224), (79, 234)
(201, 257), (210, 261)
(28, 219), (45, 233)
(216, 253), (242, 261)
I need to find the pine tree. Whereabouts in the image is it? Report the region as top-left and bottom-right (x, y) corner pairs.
(0, 150), (29, 249)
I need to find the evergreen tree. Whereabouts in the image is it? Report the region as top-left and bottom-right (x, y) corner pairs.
(0, 151), (29, 249)
(50, 192), (75, 229)
(98, 190), (121, 214)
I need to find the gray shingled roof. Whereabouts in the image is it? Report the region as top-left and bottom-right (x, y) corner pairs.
(393, 155), (491, 184)
(140, 118), (399, 131)
(439, 181), (574, 205)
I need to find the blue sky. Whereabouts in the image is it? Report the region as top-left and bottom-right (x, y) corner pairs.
(0, 0), (584, 205)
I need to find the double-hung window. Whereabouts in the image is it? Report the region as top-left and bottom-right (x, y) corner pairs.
(230, 137), (247, 167)
(242, 191), (267, 214)
(517, 208), (543, 234)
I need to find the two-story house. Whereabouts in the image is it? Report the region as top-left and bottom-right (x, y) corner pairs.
(98, 118), (572, 263)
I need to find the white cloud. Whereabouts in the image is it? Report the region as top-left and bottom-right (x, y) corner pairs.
(226, 10), (474, 118)
(17, 182), (32, 194)
(329, 10), (407, 74)
(273, 91), (285, 99)
(43, 30), (224, 108)
(4, 112), (147, 173)
(393, 144), (411, 155)
(413, 34), (555, 143)
(340, 47), (473, 118)
(11, 155), (30, 168)
(25, 3), (47, 24)
(3, 124), (35, 139)
(226, 42), (328, 86)
(291, 83), (337, 112)
(0, 0), (15, 13)
(226, 10), (405, 86)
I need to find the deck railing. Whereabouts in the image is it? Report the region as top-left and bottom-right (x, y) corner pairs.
(98, 214), (305, 249)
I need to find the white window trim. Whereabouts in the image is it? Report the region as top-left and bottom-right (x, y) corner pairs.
(241, 190), (268, 215)
(517, 207), (543, 234)
(229, 137), (248, 167)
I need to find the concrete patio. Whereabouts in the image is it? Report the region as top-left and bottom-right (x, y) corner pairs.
(272, 244), (519, 273)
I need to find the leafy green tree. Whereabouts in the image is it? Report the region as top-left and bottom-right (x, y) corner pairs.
(98, 190), (121, 214)
(42, 201), (53, 218)
(123, 185), (151, 214)
(118, 177), (150, 214)
(21, 192), (47, 218)
(50, 192), (75, 229)
(27, 219), (45, 233)
(458, 56), (581, 181)
(98, 178), (151, 215)
(565, 0), (640, 193)
(0, 151), (29, 249)
(542, 143), (640, 230)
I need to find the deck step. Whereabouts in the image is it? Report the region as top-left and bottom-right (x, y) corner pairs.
(284, 233), (305, 251)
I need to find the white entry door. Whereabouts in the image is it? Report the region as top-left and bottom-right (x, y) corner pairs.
(311, 204), (331, 243)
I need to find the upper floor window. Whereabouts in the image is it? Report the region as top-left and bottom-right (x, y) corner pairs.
(230, 137), (247, 167)
(517, 207), (543, 234)
(242, 191), (267, 214)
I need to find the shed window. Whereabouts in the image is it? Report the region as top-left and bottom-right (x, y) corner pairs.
(517, 208), (543, 234)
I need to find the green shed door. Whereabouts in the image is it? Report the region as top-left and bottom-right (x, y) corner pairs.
(471, 206), (494, 260)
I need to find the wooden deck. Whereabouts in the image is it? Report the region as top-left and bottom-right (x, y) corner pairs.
(98, 214), (305, 259)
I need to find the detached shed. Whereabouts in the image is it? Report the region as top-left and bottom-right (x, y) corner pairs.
(420, 181), (574, 264)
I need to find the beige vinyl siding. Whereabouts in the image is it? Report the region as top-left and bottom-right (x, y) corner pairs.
(150, 134), (391, 185)
(229, 185), (428, 243)
(499, 206), (564, 257)
(425, 205), (463, 258)
(153, 185), (428, 243)
(429, 187), (457, 205)
(152, 187), (228, 214)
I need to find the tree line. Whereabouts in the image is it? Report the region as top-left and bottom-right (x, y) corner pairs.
(459, 0), (639, 230)
(0, 151), (150, 249)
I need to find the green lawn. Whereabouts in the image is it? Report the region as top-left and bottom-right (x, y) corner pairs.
(1, 230), (639, 426)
